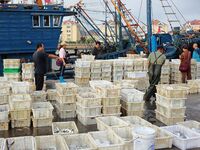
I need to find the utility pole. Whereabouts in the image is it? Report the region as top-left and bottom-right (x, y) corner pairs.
(147, 0), (152, 52)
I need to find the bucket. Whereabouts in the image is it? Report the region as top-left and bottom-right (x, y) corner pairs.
(132, 126), (156, 150)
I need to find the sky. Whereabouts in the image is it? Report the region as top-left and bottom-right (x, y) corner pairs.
(64, 0), (200, 25)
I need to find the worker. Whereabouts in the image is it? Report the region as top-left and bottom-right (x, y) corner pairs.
(192, 43), (200, 62)
(143, 46), (166, 116)
(92, 41), (102, 58)
(33, 43), (60, 91)
(179, 45), (192, 83)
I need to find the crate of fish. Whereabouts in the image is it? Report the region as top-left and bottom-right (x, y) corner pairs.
(121, 99), (144, 111)
(47, 89), (57, 101)
(76, 103), (102, 116)
(177, 120), (200, 133)
(55, 82), (78, 96)
(11, 118), (31, 128)
(0, 104), (9, 121)
(52, 122), (79, 135)
(102, 105), (121, 115)
(56, 92), (76, 104)
(32, 91), (47, 102)
(77, 112), (99, 126)
(114, 80), (138, 89)
(156, 103), (186, 118)
(11, 82), (32, 94)
(89, 130), (124, 150)
(76, 92), (101, 107)
(96, 116), (128, 131)
(9, 94), (32, 109)
(162, 125), (200, 150)
(121, 108), (144, 117)
(102, 97), (120, 106)
(121, 89), (144, 102)
(35, 135), (67, 150)
(32, 102), (53, 118)
(120, 116), (152, 127)
(32, 117), (53, 127)
(55, 102), (76, 111)
(156, 111), (184, 126)
(6, 136), (35, 149)
(10, 109), (31, 120)
(63, 133), (97, 150)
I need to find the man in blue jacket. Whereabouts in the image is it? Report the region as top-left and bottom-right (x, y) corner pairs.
(192, 43), (200, 62)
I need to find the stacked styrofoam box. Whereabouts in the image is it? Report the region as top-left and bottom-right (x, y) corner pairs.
(55, 83), (78, 119)
(123, 59), (134, 79)
(112, 59), (124, 82)
(31, 91), (47, 102)
(0, 105), (9, 131)
(121, 89), (145, 117)
(90, 80), (121, 116)
(32, 102), (54, 127)
(156, 84), (188, 125)
(3, 59), (21, 81)
(90, 60), (102, 80)
(101, 60), (112, 81)
(160, 60), (170, 84)
(22, 63), (34, 82)
(75, 60), (91, 87)
(10, 82), (32, 128)
(196, 62), (200, 79)
(76, 91), (102, 125)
(187, 79), (200, 94)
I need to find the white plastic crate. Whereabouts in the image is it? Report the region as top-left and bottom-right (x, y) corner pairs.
(114, 80), (138, 89)
(77, 112), (99, 126)
(11, 82), (31, 94)
(177, 120), (200, 133)
(32, 102), (53, 118)
(55, 82), (78, 95)
(47, 89), (57, 101)
(63, 133), (97, 150)
(76, 103), (102, 116)
(121, 99), (144, 111)
(0, 121), (9, 131)
(121, 107), (144, 117)
(56, 92), (76, 104)
(0, 95), (9, 105)
(32, 117), (53, 127)
(75, 77), (90, 87)
(96, 116), (128, 131)
(102, 97), (120, 106)
(56, 107), (76, 119)
(90, 72), (101, 78)
(32, 91), (47, 102)
(35, 135), (67, 150)
(102, 105), (121, 114)
(120, 116), (152, 127)
(156, 103), (186, 118)
(162, 125), (200, 150)
(75, 60), (91, 68)
(11, 118), (31, 128)
(101, 71), (111, 77)
(91, 67), (101, 73)
(9, 94), (32, 109)
(91, 60), (101, 68)
(89, 130), (124, 150)
(101, 60), (112, 67)
(121, 89), (144, 102)
(101, 67), (112, 72)
(101, 77), (112, 81)
(56, 102), (76, 111)
(156, 111), (185, 126)
(22, 63), (34, 71)
(75, 71), (90, 78)
(10, 109), (31, 120)
(76, 92), (101, 107)
(127, 71), (146, 78)
(22, 73), (34, 80)
(0, 83), (10, 95)
(81, 55), (95, 61)
(0, 138), (6, 150)
(0, 77), (8, 82)
(4, 73), (21, 81)
(96, 85), (121, 98)
(52, 122), (78, 135)
(6, 136), (35, 150)
(0, 104), (9, 121)
(75, 67), (90, 73)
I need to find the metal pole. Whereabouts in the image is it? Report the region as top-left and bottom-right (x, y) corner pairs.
(147, 0), (152, 52)
(105, 0), (108, 47)
(118, 0), (123, 50)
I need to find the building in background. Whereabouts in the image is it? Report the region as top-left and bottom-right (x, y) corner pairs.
(61, 20), (81, 43)
(184, 20), (200, 32)
(152, 19), (169, 34)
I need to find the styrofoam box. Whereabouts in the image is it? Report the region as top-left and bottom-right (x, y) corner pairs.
(47, 89), (57, 101)
(10, 109), (31, 120)
(76, 103), (102, 116)
(32, 102), (53, 118)
(0, 104), (9, 121)
(56, 102), (76, 111)
(9, 94), (32, 109)
(76, 92), (102, 107)
(162, 125), (200, 150)
(55, 82), (78, 96)
(32, 90), (47, 102)
(35, 135), (67, 150)
(32, 117), (53, 127)
(11, 118), (31, 128)
(156, 103), (186, 118)
(121, 89), (144, 102)
(102, 105), (121, 114)
(75, 60), (91, 68)
(89, 130), (124, 150)
(120, 116), (152, 127)
(63, 133), (97, 150)
(96, 116), (128, 131)
(6, 136), (35, 150)
(156, 111), (184, 126)
(102, 97), (120, 106)
(11, 82), (32, 94)
(52, 122), (78, 135)
(121, 99), (144, 111)
(56, 92), (76, 104)
(177, 120), (200, 134)
(0, 138), (6, 150)
(121, 107), (144, 117)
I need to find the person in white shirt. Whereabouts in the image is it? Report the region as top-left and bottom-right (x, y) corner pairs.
(59, 43), (68, 77)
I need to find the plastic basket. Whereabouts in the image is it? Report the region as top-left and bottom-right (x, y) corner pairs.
(77, 112), (99, 126)
(56, 92), (76, 104)
(22, 73), (34, 80)
(91, 61), (102, 68)
(75, 60), (91, 68)
(0, 95), (8, 105)
(101, 71), (111, 77)
(52, 122), (78, 135)
(0, 121), (9, 131)
(10, 109), (31, 120)
(11, 118), (31, 128)
(91, 72), (101, 78)
(121, 107), (144, 117)
(75, 71), (90, 78)
(102, 97), (120, 106)
(9, 94), (32, 109)
(81, 55), (95, 61)
(0, 138), (6, 150)
(47, 89), (57, 101)
(32, 117), (53, 127)
(177, 120), (200, 133)
(91, 68), (101, 73)
(75, 77), (90, 86)
(0, 104), (9, 121)
(32, 91), (47, 102)
(76, 103), (102, 116)
(96, 86), (121, 98)
(120, 116), (152, 127)
(101, 67), (112, 72)
(102, 105), (121, 114)
(0, 84), (10, 95)
(55, 82), (78, 96)
(121, 99), (144, 111)
(56, 107), (76, 119)
(55, 102), (76, 111)
(75, 67), (90, 73)
(11, 82), (32, 94)
(32, 102), (53, 118)
(121, 89), (144, 102)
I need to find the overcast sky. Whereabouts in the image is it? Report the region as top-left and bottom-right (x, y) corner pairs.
(65, 0), (200, 25)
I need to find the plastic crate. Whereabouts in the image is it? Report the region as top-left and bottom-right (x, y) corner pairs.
(101, 67), (112, 73)
(120, 116), (152, 127)
(0, 121), (9, 131)
(156, 84), (189, 98)
(56, 92), (76, 104)
(89, 130), (124, 150)
(102, 97), (120, 106)
(77, 111), (99, 126)
(11, 82), (31, 94)
(9, 94), (32, 109)
(75, 71), (91, 78)
(156, 111), (184, 126)
(4, 73), (21, 80)
(35, 135), (67, 150)
(0, 138), (6, 150)
(91, 61), (101, 68)
(102, 105), (121, 114)
(121, 89), (144, 102)
(96, 86), (121, 98)
(52, 122), (78, 135)
(75, 77), (90, 86)
(63, 133), (97, 150)
(0, 104), (9, 121)
(32, 102), (53, 118)
(55, 82), (78, 95)
(47, 89), (57, 101)
(10, 109), (31, 120)
(0, 84), (10, 95)
(22, 73), (34, 80)
(156, 103), (186, 118)
(91, 77), (102, 81)
(0, 95), (9, 105)
(6, 136), (35, 150)
(102, 113), (121, 117)
(56, 108), (76, 119)
(121, 99), (144, 111)
(81, 55), (95, 61)
(162, 125), (200, 150)
(121, 107), (144, 117)
(156, 94), (186, 108)
(96, 116), (128, 131)
(74, 67), (90, 73)
(90, 72), (101, 78)
(11, 118), (31, 128)
(22, 63), (34, 70)
(32, 117), (53, 127)
(76, 92), (101, 107)
(114, 80), (138, 89)
(177, 120), (200, 133)
(32, 91), (47, 102)
(56, 102), (76, 111)
(76, 103), (102, 116)
(101, 77), (112, 81)
(91, 68), (101, 73)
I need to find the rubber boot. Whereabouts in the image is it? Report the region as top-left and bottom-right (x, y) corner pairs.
(59, 76), (65, 83)
(144, 100), (156, 123)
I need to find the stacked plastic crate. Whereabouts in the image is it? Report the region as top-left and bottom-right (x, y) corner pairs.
(187, 79), (200, 94)
(90, 60), (101, 80)
(47, 89), (57, 106)
(123, 59), (134, 79)
(101, 60), (112, 81)
(22, 63), (34, 82)
(55, 83), (78, 119)
(76, 91), (102, 125)
(160, 60), (170, 84)
(112, 59), (124, 82)
(31, 90), (47, 102)
(75, 60), (91, 87)
(133, 58), (144, 71)
(10, 82), (32, 128)
(156, 84), (188, 125)
(121, 89), (145, 117)
(3, 59), (21, 81)
(197, 62), (200, 79)
(170, 60), (182, 84)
